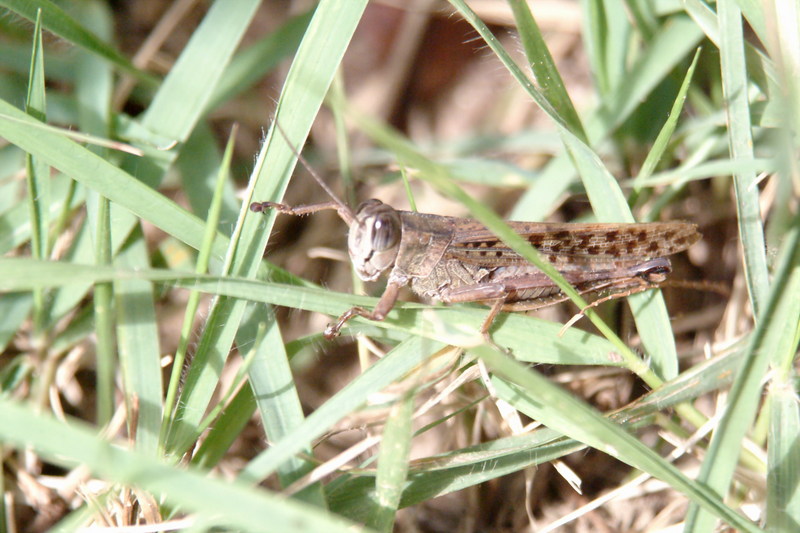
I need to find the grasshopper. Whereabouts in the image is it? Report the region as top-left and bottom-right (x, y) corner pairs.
(250, 139), (700, 340)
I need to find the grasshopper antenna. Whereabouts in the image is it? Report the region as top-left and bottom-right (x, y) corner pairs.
(269, 121), (356, 226)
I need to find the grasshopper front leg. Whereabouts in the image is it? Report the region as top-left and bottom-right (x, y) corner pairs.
(324, 281), (403, 338)
(250, 200), (352, 221)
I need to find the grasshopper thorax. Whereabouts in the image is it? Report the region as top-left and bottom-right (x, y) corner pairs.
(348, 199), (401, 281)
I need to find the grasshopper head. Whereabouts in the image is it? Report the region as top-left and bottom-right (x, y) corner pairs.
(348, 199), (401, 281)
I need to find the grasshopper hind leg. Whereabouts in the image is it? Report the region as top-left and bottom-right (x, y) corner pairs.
(478, 299), (514, 354)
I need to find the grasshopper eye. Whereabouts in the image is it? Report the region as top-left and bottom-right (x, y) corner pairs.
(349, 199), (401, 281)
(371, 214), (400, 251)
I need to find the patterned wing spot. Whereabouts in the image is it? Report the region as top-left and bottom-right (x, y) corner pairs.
(528, 236), (544, 247)
(603, 230), (620, 242)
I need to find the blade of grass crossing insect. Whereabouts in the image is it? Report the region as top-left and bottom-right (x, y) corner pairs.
(474, 345), (761, 533)
(558, 133), (682, 379)
(684, 217), (800, 530)
(598, 49), (700, 375)
(167, 0), (370, 456)
(367, 392), (414, 532)
(715, 0), (770, 321)
(507, 0), (586, 140)
(24, 11), (48, 335)
(328, 73), (372, 370)
(345, 107), (659, 384)
(0, 257), (631, 367)
(450, 1), (685, 378)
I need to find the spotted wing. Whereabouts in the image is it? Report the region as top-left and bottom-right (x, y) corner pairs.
(447, 220), (700, 266)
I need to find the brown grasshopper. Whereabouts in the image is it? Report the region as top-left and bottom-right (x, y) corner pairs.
(250, 137), (700, 340)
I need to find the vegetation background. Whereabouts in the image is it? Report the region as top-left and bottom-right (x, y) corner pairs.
(0, 0), (797, 531)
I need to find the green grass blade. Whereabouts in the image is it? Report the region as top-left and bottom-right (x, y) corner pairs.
(24, 10), (48, 260)
(162, 126), (239, 445)
(23, 10), (49, 336)
(718, 0), (770, 320)
(192, 387), (256, 470)
(475, 345), (761, 533)
(0, 397), (369, 533)
(511, 14), (705, 221)
(207, 9), (314, 111)
(141, 0), (261, 140)
(239, 305), (324, 503)
(0, 0), (154, 83)
(115, 230), (163, 455)
(450, 0), (693, 377)
(367, 393), (414, 532)
(0, 256), (631, 367)
(167, 0), (370, 456)
(239, 336), (444, 483)
(685, 215), (800, 530)
(344, 109), (659, 383)
(89, 192), (114, 427)
(581, 0), (631, 98)
(507, 0), (586, 140)
(634, 48), (702, 190)
(767, 373), (800, 529)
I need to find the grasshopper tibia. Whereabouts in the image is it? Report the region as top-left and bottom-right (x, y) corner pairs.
(250, 200), (343, 218)
(324, 281), (402, 338)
